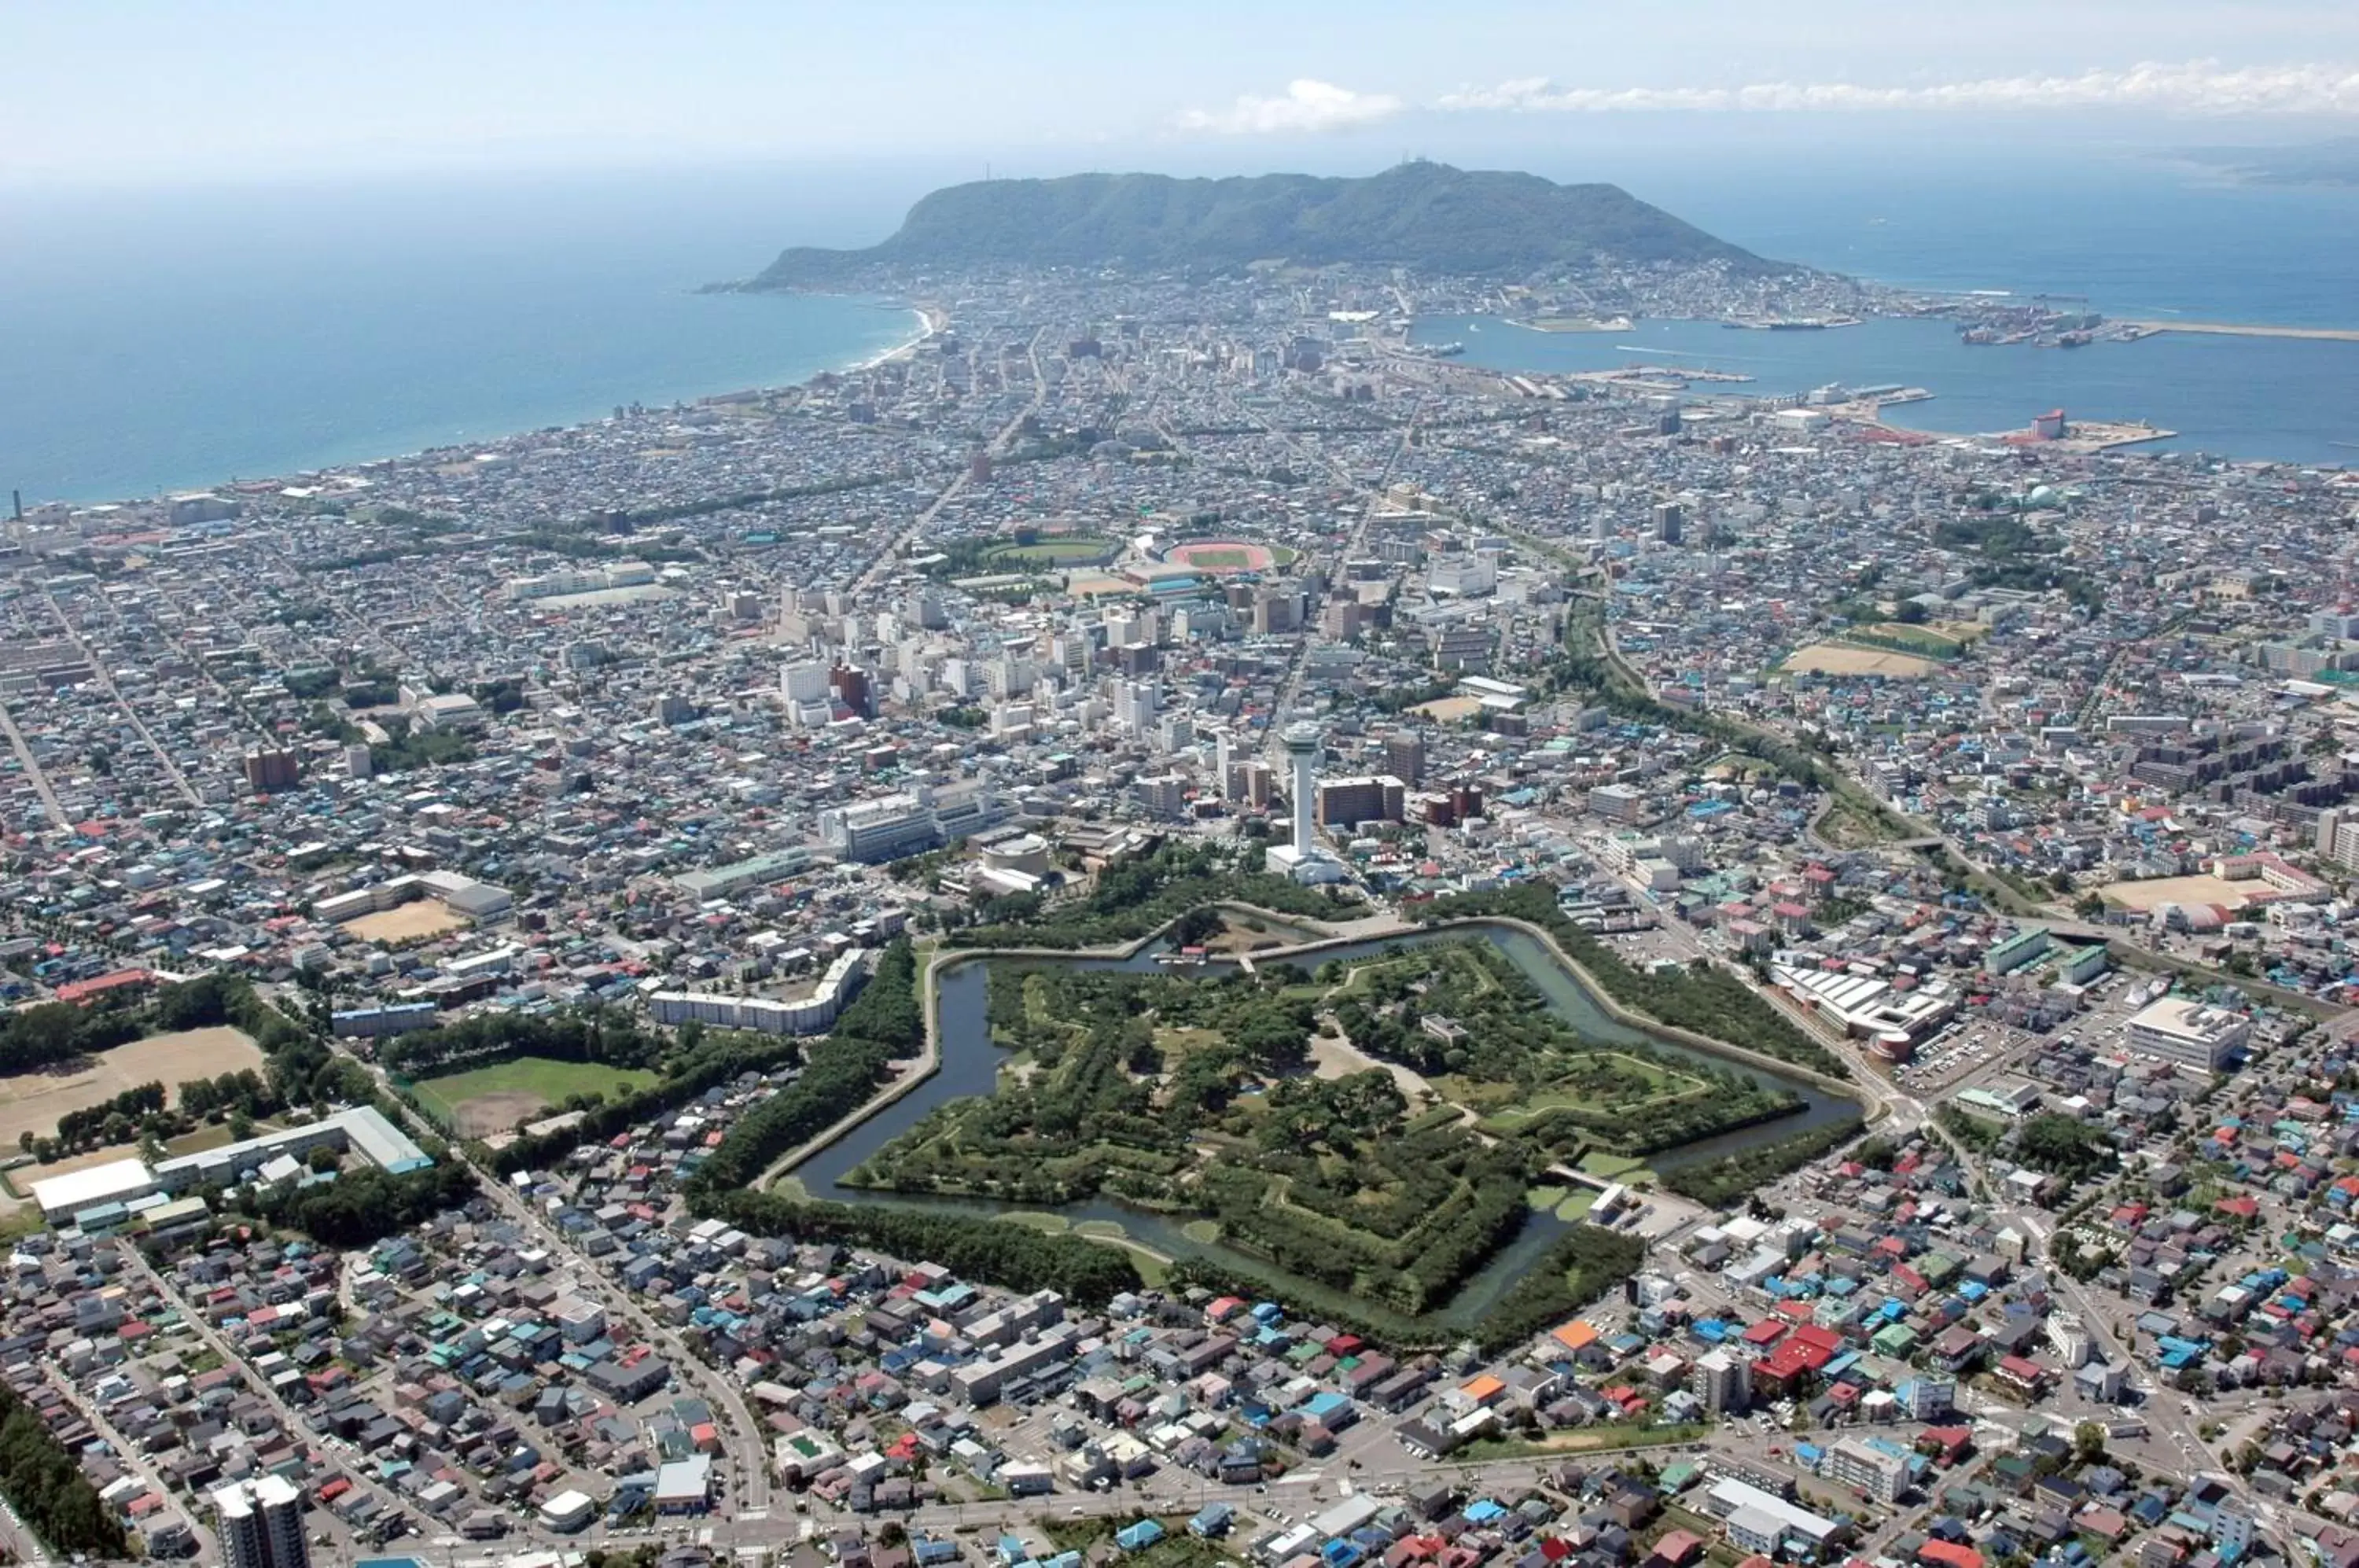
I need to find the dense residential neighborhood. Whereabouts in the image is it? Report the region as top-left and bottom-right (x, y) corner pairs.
(6, 250), (2359, 1568)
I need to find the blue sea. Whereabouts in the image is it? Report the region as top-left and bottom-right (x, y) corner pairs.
(0, 169), (923, 504)
(1419, 150), (2359, 466)
(4, 152), (2355, 502)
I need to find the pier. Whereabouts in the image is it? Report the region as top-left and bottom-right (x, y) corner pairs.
(2121, 319), (2359, 344)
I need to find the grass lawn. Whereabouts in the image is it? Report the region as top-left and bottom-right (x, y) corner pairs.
(164, 1121), (261, 1158)
(996, 1210), (1076, 1234)
(1479, 1056), (1704, 1130)
(413, 1055), (661, 1134)
(986, 537), (1112, 565)
(1577, 1150), (1656, 1180)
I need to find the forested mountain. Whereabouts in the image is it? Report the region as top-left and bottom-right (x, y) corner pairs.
(748, 162), (1785, 284)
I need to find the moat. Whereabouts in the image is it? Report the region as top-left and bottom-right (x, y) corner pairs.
(782, 918), (1862, 1340)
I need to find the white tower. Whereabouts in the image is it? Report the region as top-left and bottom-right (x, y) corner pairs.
(1265, 721), (1345, 884)
(1284, 721), (1319, 852)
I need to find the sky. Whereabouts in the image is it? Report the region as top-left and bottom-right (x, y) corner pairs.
(7, 0), (2359, 187)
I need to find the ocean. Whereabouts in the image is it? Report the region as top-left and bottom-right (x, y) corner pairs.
(4, 152), (2354, 503)
(0, 169), (924, 505)
(1417, 150), (2359, 465)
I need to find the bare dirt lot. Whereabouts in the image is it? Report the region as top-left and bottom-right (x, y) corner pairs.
(447, 1090), (545, 1139)
(343, 902), (468, 942)
(0, 1026), (263, 1147)
(2098, 873), (2275, 912)
(1781, 642), (1944, 679)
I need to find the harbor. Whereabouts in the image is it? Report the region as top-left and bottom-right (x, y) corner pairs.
(1409, 310), (2356, 465)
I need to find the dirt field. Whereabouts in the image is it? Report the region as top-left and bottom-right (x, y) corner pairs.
(2098, 873), (2274, 912)
(1308, 1032), (1438, 1106)
(1781, 642), (1944, 678)
(343, 902), (468, 942)
(1410, 696), (1488, 723)
(446, 1091), (544, 1138)
(0, 1026), (263, 1148)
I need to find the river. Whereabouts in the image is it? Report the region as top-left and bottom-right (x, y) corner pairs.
(784, 919), (1860, 1338)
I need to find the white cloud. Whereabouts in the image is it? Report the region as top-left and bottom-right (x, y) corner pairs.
(1173, 79), (1404, 135)
(1437, 61), (2359, 116)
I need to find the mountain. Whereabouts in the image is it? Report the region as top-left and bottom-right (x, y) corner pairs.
(746, 163), (1787, 286)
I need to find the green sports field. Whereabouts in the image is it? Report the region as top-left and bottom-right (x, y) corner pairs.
(413, 1056), (661, 1137)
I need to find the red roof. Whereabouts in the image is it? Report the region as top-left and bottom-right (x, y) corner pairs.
(1919, 1542), (1982, 1568)
(54, 969), (150, 1004)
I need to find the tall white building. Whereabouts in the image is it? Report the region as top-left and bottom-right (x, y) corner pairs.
(1113, 679), (1161, 738)
(215, 1477), (308, 1568)
(782, 661), (834, 730)
(1264, 721), (1346, 884)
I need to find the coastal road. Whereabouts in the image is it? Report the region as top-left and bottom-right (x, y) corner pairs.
(852, 325), (1046, 595)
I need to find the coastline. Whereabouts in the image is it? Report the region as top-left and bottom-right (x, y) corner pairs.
(26, 291), (941, 512)
(1412, 307), (2357, 467)
(848, 302), (942, 372)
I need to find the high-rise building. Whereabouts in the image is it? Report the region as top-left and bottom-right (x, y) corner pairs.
(215, 1476), (308, 1568)
(1384, 734), (1426, 787)
(1316, 775), (1406, 829)
(1692, 1349), (1748, 1415)
(242, 748), (300, 793)
(1113, 679), (1160, 738)
(1135, 774), (1188, 816)
(903, 588), (947, 630)
(1652, 501), (1684, 544)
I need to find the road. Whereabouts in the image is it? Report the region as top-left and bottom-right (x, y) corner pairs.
(1260, 403), (1415, 774)
(469, 1170), (778, 1515)
(120, 1242), (418, 1548)
(39, 1361), (215, 1561)
(0, 695), (66, 830)
(263, 983), (784, 1521)
(852, 325), (1046, 595)
(37, 587), (203, 808)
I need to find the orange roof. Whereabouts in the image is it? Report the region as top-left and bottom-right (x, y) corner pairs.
(1551, 1320), (1599, 1351)
(1460, 1375), (1506, 1402)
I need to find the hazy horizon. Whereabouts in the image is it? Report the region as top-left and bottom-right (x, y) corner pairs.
(8, 0), (2359, 190)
